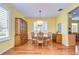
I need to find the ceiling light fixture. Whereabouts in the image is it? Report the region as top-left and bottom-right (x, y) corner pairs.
(57, 8), (63, 14)
(73, 12), (76, 15)
(58, 8), (63, 11)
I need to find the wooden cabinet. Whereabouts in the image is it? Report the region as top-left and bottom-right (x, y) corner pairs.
(52, 34), (56, 42)
(52, 34), (62, 43)
(68, 34), (76, 46)
(15, 18), (28, 46)
(56, 34), (62, 43)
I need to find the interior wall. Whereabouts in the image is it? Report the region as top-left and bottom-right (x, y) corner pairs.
(0, 3), (26, 54)
(25, 17), (57, 39)
(56, 13), (69, 46)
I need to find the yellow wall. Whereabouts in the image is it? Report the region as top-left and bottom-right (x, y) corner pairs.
(0, 4), (26, 54)
(25, 17), (57, 39)
(56, 3), (79, 46)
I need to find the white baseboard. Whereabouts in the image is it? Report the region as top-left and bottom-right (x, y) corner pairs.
(0, 45), (14, 55)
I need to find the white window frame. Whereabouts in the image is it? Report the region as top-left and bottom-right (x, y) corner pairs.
(0, 7), (10, 42)
(72, 23), (78, 33)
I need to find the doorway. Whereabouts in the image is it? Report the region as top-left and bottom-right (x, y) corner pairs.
(68, 7), (79, 46)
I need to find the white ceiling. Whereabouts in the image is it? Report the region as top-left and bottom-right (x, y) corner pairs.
(12, 3), (72, 18)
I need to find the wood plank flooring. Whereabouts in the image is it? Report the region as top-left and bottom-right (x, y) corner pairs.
(2, 41), (79, 55)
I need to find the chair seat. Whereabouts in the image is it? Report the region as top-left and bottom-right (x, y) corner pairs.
(43, 34), (48, 37)
(37, 40), (43, 43)
(32, 39), (36, 40)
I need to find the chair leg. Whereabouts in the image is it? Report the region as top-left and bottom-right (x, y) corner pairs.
(42, 43), (43, 48)
(36, 42), (39, 48)
(49, 40), (53, 49)
(45, 41), (47, 46)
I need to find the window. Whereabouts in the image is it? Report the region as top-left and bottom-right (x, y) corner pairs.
(0, 7), (9, 41)
(72, 23), (78, 33)
(58, 23), (62, 33)
(33, 21), (48, 33)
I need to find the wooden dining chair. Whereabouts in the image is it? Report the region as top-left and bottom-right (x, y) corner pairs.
(43, 33), (49, 46)
(48, 32), (53, 47)
(31, 32), (37, 45)
(36, 32), (44, 48)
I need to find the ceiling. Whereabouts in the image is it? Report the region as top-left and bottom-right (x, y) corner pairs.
(12, 3), (72, 18)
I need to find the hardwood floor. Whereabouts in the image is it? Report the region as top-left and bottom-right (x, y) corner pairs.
(3, 41), (79, 55)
